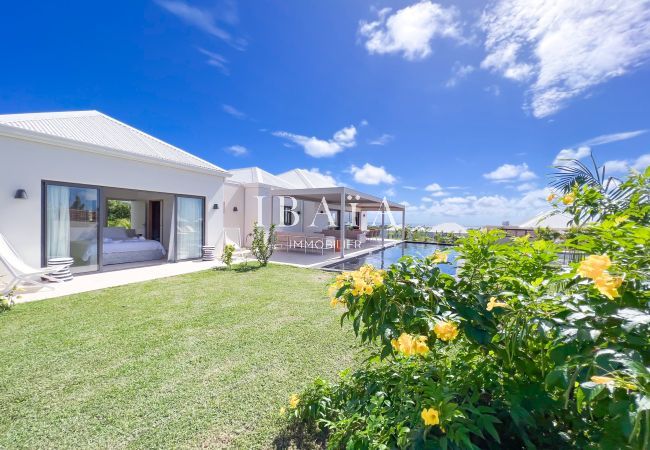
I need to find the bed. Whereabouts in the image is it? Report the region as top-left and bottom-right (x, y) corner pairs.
(73, 227), (166, 266)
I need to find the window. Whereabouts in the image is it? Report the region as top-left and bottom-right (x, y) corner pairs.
(283, 206), (294, 226)
(43, 182), (99, 273)
(176, 196), (204, 260)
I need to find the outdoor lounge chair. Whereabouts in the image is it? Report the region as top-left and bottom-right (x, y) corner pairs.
(223, 228), (250, 260)
(0, 233), (66, 295)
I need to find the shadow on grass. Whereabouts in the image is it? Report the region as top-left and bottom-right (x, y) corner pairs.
(272, 421), (328, 450)
(211, 262), (264, 273)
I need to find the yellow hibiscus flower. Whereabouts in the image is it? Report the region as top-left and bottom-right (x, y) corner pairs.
(577, 254), (612, 280)
(421, 408), (440, 426)
(547, 193), (556, 202)
(593, 274), (623, 300)
(430, 251), (448, 264)
(433, 321), (459, 342)
(289, 394), (300, 409)
(486, 296), (508, 311)
(561, 193), (576, 205)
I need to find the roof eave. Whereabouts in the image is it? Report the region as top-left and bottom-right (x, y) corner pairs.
(0, 123), (231, 178)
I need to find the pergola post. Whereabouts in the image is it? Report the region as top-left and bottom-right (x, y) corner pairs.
(340, 189), (346, 259)
(401, 209), (406, 241)
(381, 203), (385, 248)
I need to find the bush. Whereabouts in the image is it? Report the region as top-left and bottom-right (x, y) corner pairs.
(0, 286), (17, 313)
(222, 244), (235, 269)
(250, 222), (276, 266)
(287, 168), (650, 449)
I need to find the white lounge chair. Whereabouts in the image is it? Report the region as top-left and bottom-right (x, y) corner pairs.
(0, 233), (67, 295)
(223, 228), (250, 260)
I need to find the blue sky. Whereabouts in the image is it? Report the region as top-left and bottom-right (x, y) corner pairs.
(1, 0), (649, 225)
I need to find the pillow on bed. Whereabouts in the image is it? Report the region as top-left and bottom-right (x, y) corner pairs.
(104, 227), (129, 240)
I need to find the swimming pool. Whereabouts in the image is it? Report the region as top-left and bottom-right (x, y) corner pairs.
(324, 242), (456, 274)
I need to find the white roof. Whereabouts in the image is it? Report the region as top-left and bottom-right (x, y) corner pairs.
(276, 168), (337, 188)
(0, 110), (227, 174)
(228, 167), (296, 188)
(519, 211), (573, 229)
(428, 222), (467, 233)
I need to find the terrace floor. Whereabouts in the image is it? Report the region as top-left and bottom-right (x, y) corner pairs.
(269, 238), (401, 268)
(9, 239), (402, 303)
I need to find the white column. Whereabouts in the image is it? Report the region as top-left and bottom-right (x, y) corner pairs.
(381, 203), (385, 248)
(402, 209), (406, 241)
(340, 190), (346, 258)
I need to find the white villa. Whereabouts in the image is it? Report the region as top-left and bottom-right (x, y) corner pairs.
(0, 110), (405, 286)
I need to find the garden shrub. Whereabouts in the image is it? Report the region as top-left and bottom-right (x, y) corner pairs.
(222, 243), (235, 269)
(250, 222), (276, 266)
(285, 168), (650, 449)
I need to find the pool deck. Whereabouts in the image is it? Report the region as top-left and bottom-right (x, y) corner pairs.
(269, 239), (402, 269)
(9, 241), (403, 303)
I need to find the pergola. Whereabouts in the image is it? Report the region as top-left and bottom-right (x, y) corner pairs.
(270, 186), (406, 258)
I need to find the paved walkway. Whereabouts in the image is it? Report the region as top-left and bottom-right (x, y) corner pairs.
(13, 259), (229, 303)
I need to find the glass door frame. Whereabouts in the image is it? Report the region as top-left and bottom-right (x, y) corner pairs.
(41, 180), (103, 271)
(42, 181), (207, 271)
(173, 194), (206, 262)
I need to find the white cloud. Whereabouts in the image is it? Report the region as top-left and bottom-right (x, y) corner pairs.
(409, 188), (554, 226)
(446, 62), (475, 87)
(403, 185), (417, 190)
(483, 163), (537, 182)
(553, 146), (592, 165)
(484, 84), (501, 96)
(273, 125), (357, 158)
(517, 182), (537, 192)
(360, 119), (369, 126)
(224, 145), (248, 156)
(222, 104), (246, 119)
(369, 133), (395, 145)
(155, 0), (246, 50)
(349, 163), (397, 185)
(425, 182), (442, 192)
(198, 48), (228, 74)
(580, 130), (648, 147)
(480, 0), (650, 117)
(359, 1), (462, 60)
(552, 129), (647, 165)
(603, 154), (650, 173)
(384, 188), (396, 197)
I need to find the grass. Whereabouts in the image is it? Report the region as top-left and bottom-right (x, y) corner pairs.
(0, 263), (359, 449)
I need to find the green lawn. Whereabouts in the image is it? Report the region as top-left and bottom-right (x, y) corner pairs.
(0, 264), (358, 449)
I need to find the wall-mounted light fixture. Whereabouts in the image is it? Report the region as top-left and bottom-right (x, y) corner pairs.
(14, 189), (28, 199)
(213, 203), (219, 210)
(233, 206), (238, 212)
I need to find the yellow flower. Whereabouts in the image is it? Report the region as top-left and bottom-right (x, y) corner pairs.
(330, 297), (340, 308)
(591, 375), (615, 385)
(421, 408), (440, 426)
(547, 193), (556, 202)
(486, 297), (508, 311)
(279, 407), (286, 415)
(577, 254), (612, 280)
(430, 251), (448, 264)
(561, 193), (576, 205)
(391, 333), (429, 356)
(613, 215), (628, 225)
(594, 274), (623, 300)
(289, 394), (300, 409)
(433, 321), (459, 342)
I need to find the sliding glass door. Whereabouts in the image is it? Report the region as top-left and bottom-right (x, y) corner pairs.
(176, 196), (204, 260)
(44, 182), (99, 273)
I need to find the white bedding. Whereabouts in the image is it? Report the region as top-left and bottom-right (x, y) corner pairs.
(81, 238), (166, 261)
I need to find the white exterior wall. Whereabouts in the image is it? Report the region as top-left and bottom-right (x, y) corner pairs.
(0, 134), (225, 268)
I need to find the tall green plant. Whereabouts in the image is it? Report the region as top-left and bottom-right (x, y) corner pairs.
(249, 222), (276, 266)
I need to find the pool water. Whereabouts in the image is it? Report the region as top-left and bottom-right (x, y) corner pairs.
(324, 242), (456, 274)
